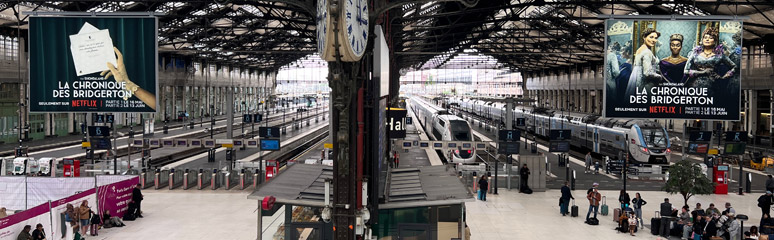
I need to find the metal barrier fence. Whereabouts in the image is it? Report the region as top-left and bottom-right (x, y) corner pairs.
(183, 169), (196, 190)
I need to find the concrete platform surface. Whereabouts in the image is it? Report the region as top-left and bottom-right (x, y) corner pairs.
(467, 189), (765, 240)
(91, 190), (256, 240)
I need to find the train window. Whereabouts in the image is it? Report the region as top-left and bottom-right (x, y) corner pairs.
(616, 135), (620, 141)
(449, 120), (471, 141)
(439, 120), (446, 127)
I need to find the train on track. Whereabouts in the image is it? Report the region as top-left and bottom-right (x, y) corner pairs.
(446, 97), (671, 165)
(410, 97), (477, 163)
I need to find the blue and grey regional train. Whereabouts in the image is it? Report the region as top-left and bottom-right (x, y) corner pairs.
(410, 97), (477, 163)
(448, 98), (671, 165)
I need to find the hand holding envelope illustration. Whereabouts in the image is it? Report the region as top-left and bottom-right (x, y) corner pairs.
(100, 47), (157, 110)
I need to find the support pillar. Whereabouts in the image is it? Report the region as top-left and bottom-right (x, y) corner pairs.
(747, 90), (758, 135)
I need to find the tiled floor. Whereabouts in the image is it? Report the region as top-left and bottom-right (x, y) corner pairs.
(466, 189), (766, 240)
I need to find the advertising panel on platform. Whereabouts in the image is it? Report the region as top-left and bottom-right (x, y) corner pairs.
(97, 176), (139, 219)
(603, 19), (742, 120)
(0, 203), (51, 240)
(29, 16), (158, 112)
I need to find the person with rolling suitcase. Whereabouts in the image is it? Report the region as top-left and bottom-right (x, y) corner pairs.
(560, 181), (574, 216)
(586, 187), (601, 224)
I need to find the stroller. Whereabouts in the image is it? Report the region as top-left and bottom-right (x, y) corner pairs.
(616, 208), (637, 233)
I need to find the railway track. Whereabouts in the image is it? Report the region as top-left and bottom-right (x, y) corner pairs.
(144, 109), (330, 168)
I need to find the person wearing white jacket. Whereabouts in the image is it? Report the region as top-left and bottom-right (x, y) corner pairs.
(727, 214), (741, 240)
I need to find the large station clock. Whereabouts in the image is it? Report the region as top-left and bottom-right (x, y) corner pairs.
(316, 0), (333, 59)
(342, 0), (369, 61)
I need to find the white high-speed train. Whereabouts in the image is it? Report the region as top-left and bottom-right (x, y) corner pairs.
(410, 97), (477, 163)
(448, 98), (671, 165)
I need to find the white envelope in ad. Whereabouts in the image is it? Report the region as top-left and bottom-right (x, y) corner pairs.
(69, 22), (118, 76)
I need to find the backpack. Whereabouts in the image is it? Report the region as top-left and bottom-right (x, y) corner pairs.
(759, 195), (768, 208)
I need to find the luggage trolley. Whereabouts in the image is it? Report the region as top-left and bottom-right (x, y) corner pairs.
(154, 168), (170, 190)
(169, 169), (184, 190)
(140, 168), (154, 189)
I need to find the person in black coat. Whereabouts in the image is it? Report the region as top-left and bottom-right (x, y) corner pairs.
(31, 224), (45, 240)
(758, 191), (773, 218)
(560, 181), (574, 216)
(618, 190), (631, 210)
(132, 184), (144, 218)
(519, 164), (530, 192)
(478, 175), (489, 201)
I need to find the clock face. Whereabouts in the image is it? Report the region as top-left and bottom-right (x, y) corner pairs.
(316, 0), (328, 56)
(345, 0), (368, 58)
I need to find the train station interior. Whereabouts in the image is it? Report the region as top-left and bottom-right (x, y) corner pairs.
(1, 1), (774, 240)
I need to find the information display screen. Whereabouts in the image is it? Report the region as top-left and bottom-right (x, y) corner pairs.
(687, 143), (709, 154)
(549, 141), (571, 152)
(260, 139), (280, 151)
(724, 143), (746, 155)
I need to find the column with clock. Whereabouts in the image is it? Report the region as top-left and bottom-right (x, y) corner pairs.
(317, 0), (369, 62)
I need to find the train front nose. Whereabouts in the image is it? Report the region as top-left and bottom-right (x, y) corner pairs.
(456, 148), (473, 159)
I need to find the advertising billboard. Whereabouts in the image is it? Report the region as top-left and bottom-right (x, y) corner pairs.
(29, 16), (158, 112)
(603, 19), (742, 120)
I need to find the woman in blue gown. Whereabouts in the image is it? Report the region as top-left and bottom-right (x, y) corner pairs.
(625, 28), (667, 97)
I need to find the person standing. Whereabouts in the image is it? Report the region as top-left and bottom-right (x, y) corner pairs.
(132, 184), (144, 218)
(16, 225), (32, 240)
(693, 215), (707, 240)
(631, 192), (647, 229)
(728, 214), (741, 240)
(478, 175), (489, 201)
(585, 187), (601, 223)
(660, 198), (676, 237)
(78, 200), (91, 236)
(759, 191), (773, 218)
(766, 175), (774, 193)
(585, 152), (593, 174)
(725, 202), (736, 215)
(519, 164), (530, 192)
(560, 181), (574, 216)
(618, 190), (631, 210)
(393, 151), (400, 168)
(31, 224), (45, 240)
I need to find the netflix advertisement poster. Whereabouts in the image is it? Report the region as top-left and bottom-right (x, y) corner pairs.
(603, 19), (742, 120)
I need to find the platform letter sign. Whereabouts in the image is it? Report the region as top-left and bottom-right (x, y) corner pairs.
(549, 130), (571, 141)
(603, 19), (743, 120)
(386, 108), (407, 138)
(243, 114), (252, 123)
(259, 127), (280, 138)
(516, 118), (526, 127)
(105, 114), (115, 123)
(498, 130), (521, 142)
(88, 126), (111, 137)
(723, 131), (747, 155)
(28, 16), (158, 113)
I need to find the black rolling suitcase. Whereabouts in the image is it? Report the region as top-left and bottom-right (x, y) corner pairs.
(650, 211), (661, 235)
(571, 199), (579, 217)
